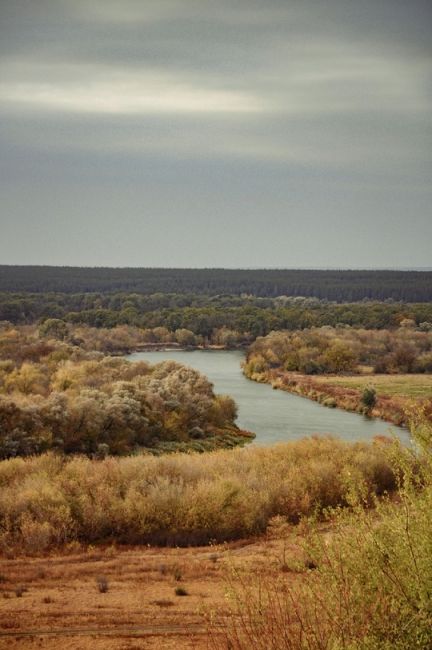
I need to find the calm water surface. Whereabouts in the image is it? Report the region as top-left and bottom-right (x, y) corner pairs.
(128, 350), (407, 445)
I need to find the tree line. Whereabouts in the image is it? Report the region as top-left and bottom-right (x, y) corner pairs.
(245, 325), (432, 376)
(1, 292), (432, 338)
(1, 266), (432, 301)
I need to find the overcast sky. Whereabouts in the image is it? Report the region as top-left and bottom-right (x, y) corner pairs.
(0, 0), (431, 268)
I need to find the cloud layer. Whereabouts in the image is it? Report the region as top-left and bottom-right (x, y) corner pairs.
(0, 0), (431, 267)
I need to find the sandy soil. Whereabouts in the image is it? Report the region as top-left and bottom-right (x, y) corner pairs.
(0, 535), (301, 649)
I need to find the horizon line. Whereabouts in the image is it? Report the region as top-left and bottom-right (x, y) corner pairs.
(0, 265), (431, 272)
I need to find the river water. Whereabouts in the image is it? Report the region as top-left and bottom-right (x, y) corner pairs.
(128, 349), (408, 445)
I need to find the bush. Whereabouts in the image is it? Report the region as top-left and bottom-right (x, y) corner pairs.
(245, 327), (432, 376)
(0, 350), (246, 458)
(96, 576), (109, 593)
(175, 586), (188, 596)
(361, 386), (377, 410)
(322, 397), (336, 408)
(209, 415), (432, 650)
(0, 438), (402, 550)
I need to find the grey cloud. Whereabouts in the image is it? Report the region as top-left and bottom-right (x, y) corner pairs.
(0, 0), (431, 267)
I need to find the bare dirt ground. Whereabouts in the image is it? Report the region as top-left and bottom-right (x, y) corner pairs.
(0, 535), (301, 649)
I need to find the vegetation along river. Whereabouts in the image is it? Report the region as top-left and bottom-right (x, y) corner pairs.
(128, 350), (408, 445)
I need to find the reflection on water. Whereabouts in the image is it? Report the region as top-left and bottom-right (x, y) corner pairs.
(128, 349), (407, 446)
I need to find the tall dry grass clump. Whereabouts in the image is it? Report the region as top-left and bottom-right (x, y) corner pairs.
(209, 413), (432, 650)
(0, 436), (398, 553)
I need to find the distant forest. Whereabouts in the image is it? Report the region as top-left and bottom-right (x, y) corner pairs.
(1, 267), (431, 302)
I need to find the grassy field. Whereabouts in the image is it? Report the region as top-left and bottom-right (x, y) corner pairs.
(313, 373), (432, 399)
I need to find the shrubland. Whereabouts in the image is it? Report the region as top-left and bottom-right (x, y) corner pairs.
(243, 327), (432, 426)
(0, 436), (399, 553)
(1, 315), (431, 646)
(209, 412), (432, 650)
(245, 326), (432, 376)
(0, 324), (247, 458)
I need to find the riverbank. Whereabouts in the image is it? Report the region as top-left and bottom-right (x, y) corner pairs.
(111, 342), (247, 355)
(130, 349), (408, 443)
(243, 368), (420, 428)
(140, 426), (255, 455)
(134, 342), (247, 351)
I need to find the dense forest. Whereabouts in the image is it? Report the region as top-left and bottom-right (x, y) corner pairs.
(1, 266), (432, 301)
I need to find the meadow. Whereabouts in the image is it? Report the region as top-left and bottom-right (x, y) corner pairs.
(314, 373), (432, 399)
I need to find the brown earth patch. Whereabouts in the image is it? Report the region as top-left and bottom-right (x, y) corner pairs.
(0, 534), (304, 649)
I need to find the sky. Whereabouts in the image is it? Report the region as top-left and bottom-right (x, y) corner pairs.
(0, 0), (431, 268)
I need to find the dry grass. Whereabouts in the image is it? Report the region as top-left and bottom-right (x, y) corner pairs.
(0, 534), (305, 650)
(314, 373), (432, 399)
(0, 438), (399, 552)
(209, 486), (432, 650)
(260, 369), (431, 427)
(207, 414), (432, 650)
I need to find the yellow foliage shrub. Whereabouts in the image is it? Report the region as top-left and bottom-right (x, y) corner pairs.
(0, 436), (402, 552)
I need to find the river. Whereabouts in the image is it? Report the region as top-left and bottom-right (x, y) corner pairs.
(128, 349), (408, 445)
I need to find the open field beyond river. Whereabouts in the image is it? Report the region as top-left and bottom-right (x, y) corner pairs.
(312, 373), (432, 399)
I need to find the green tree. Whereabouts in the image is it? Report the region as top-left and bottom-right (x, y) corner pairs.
(39, 318), (68, 340)
(361, 386), (377, 411)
